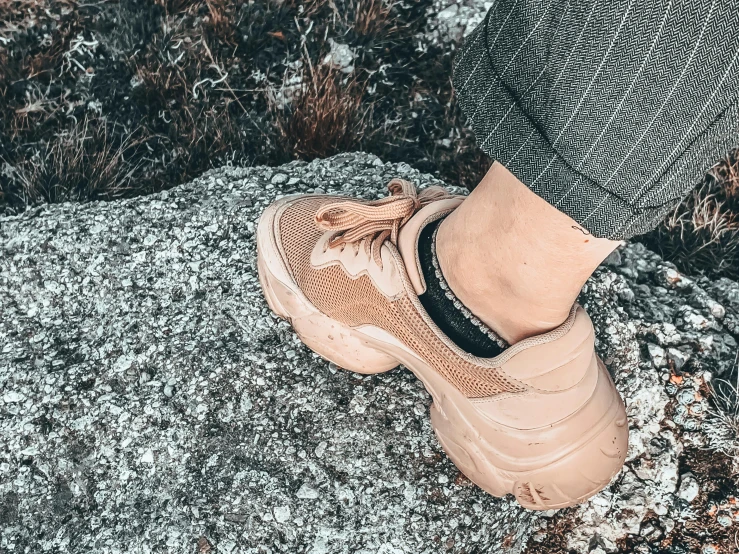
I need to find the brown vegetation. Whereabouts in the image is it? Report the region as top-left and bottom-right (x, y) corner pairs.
(0, 0), (737, 279)
(351, 0), (397, 36)
(273, 65), (368, 159)
(642, 151), (739, 279)
(4, 117), (141, 205)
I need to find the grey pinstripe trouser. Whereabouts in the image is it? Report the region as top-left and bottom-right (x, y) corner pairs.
(454, 0), (739, 239)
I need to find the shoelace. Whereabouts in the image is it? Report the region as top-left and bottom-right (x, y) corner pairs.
(314, 179), (451, 268)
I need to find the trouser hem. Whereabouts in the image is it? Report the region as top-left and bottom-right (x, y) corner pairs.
(452, 20), (674, 240)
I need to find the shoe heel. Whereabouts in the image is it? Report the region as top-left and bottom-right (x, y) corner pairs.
(429, 359), (628, 510)
(509, 406), (628, 509)
(258, 249), (399, 375)
(430, 403), (510, 498)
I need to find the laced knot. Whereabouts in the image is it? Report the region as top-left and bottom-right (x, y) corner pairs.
(314, 179), (451, 268)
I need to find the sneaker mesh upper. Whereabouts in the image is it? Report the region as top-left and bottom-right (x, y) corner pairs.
(277, 196), (526, 398)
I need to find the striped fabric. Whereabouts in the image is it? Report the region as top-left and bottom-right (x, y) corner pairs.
(453, 0), (739, 239)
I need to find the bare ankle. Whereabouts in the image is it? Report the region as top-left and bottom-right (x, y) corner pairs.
(435, 162), (619, 344)
(436, 224), (575, 343)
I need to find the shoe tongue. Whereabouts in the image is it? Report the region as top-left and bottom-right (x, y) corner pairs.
(397, 197), (464, 295)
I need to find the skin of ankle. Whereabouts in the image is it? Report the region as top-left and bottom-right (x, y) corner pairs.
(435, 161), (620, 344)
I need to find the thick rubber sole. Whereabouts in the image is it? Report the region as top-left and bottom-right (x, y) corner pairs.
(256, 209), (628, 510)
(428, 361), (627, 509)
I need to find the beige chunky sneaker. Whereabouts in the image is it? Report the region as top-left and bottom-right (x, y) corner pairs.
(256, 179), (628, 510)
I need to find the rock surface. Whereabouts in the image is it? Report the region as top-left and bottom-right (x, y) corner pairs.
(1, 153), (737, 554)
(0, 154), (531, 554)
(562, 245), (739, 553)
(425, 0), (494, 45)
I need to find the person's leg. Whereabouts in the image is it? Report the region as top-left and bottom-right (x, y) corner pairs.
(437, 0), (739, 343)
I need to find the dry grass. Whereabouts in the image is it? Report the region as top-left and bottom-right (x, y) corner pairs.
(713, 149), (739, 202)
(704, 369), (739, 472)
(351, 0), (397, 36)
(1, 0), (473, 214)
(272, 64), (368, 160)
(641, 151), (739, 279)
(2, 117), (141, 205)
(283, 0), (396, 35)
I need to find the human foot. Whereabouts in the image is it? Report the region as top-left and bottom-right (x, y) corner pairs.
(436, 162), (621, 344)
(256, 179), (628, 509)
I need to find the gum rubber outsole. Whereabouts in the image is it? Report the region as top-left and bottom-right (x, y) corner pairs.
(256, 240), (628, 510)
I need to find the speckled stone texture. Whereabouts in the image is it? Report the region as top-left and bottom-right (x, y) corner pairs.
(0, 154), (531, 554)
(2, 153), (738, 554)
(425, 0), (494, 45)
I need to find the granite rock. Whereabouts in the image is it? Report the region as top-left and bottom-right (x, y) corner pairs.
(425, 0), (494, 45)
(1, 153), (737, 554)
(0, 154), (530, 554)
